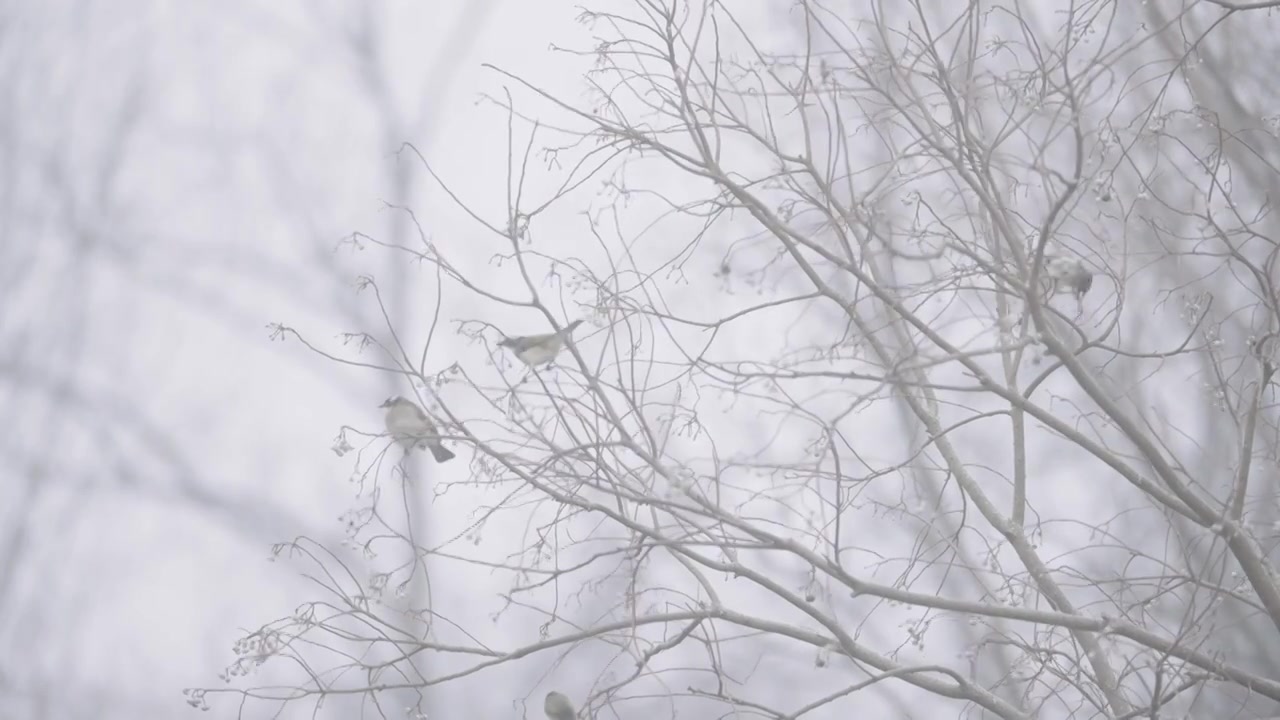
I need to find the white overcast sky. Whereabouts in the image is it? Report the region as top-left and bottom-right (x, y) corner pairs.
(4, 2), (1274, 719)
(0, 2), (612, 717)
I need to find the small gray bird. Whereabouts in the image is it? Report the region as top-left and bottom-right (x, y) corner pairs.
(379, 396), (455, 463)
(1040, 254), (1093, 314)
(544, 691), (576, 720)
(498, 319), (583, 367)
(1043, 254), (1093, 295)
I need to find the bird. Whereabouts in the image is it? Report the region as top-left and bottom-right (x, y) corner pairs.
(379, 396), (455, 463)
(543, 691), (576, 720)
(498, 319), (583, 367)
(1040, 253), (1093, 314)
(1042, 254), (1093, 297)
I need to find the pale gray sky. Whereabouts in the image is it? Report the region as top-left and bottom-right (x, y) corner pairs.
(4, 2), (1280, 720)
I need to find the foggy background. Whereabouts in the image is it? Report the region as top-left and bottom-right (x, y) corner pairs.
(0, 2), (584, 717)
(3, 2), (1280, 719)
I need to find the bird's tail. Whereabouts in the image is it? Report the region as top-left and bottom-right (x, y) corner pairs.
(564, 319), (584, 334)
(428, 443), (456, 463)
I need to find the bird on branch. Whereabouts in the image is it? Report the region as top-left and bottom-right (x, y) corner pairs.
(379, 396), (455, 463)
(498, 319), (584, 367)
(1040, 253), (1094, 315)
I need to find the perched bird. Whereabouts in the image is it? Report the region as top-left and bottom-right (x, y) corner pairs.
(543, 691), (576, 720)
(1039, 253), (1093, 314)
(379, 396), (455, 463)
(498, 319), (583, 367)
(1042, 254), (1093, 297)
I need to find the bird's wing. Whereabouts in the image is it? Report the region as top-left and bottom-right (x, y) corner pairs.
(513, 333), (555, 349)
(505, 322), (582, 349)
(389, 405), (432, 434)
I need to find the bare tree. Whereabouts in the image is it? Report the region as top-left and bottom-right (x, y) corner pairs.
(200, 1), (1280, 718)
